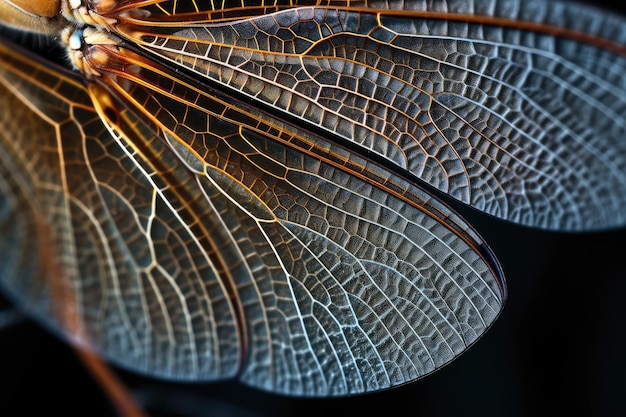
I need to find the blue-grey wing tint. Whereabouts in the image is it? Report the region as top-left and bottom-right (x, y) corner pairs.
(121, 0), (626, 230)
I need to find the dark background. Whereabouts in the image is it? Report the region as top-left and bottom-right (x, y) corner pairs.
(1, 1), (625, 416)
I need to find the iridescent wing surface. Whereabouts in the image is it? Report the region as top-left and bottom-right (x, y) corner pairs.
(114, 0), (626, 230)
(0, 0), (625, 397)
(0, 36), (505, 396)
(0, 41), (242, 380)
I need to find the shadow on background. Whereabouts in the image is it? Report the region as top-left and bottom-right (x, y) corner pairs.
(1, 1), (625, 416)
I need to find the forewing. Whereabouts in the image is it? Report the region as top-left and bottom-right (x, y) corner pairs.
(112, 0), (626, 231)
(0, 40), (242, 381)
(82, 40), (505, 395)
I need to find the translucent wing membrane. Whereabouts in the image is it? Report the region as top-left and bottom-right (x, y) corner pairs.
(113, 0), (626, 230)
(0, 36), (504, 395)
(0, 0), (625, 399)
(0, 42), (242, 380)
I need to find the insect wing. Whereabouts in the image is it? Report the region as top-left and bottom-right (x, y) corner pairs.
(68, 34), (506, 396)
(113, 0), (626, 231)
(0, 39), (242, 381)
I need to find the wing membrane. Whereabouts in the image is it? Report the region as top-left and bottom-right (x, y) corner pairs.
(0, 30), (506, 396)
(78, 39), (505, 395)
(112, 0), (626, 230)
(0, 40), (242, 381)
(4, 0), (625, 399)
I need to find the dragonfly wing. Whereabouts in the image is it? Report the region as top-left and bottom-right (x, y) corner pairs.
(0, 34), (506, 395)
(116, 0), (626, 231)
(0, 40), (242, 381)
(80, 40), (506, 395)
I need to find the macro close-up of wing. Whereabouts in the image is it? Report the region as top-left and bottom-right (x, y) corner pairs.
(0, 19), (506, 396)
(0, 0), (625, 408)
(115, 0), (626, 231)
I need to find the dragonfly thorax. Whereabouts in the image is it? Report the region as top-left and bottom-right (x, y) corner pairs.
(62, 25), (126, 79)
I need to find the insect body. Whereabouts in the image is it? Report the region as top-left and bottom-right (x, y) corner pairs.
(0, 0), (624, 398)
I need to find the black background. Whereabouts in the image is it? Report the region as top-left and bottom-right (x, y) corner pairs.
(1, 1), (625, 416)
